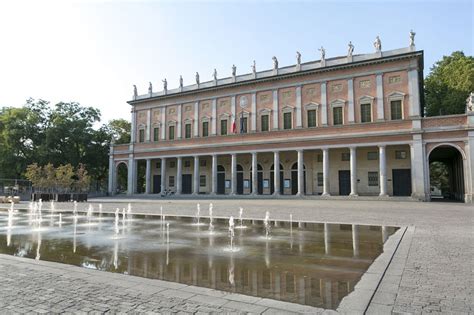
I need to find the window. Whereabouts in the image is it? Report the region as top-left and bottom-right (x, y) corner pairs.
(185, 123), (191, 139)
(169, 126), (175, 140)
(360, 103), (372, 123)
(307, 110), (317, 127)
(333, 107), (343, 125)
(153, 127), (160, 142)
(317, 172), (323, 186)
(395, 150), (407, 159)
(240, 117), (248, 133)
(169, 176), (175, 187)
(283, 112), (292, 130)
(341, 152), (350, 161)
(220, 120), (227, 135)
(169, 161), (175, 168)
(368, 172), (379, 186)
(202, 121), (209, 137)
(261, 115), (269, 132)
(367, 152), (378, 160)
(156, 161), (161, 169)
(138, 129), (145, 143)
(184, 160), (191, 168)
(317, 154), (323, 162)
(200, 175), (206, 187)
(200, 159), (207, 167)
(391, 100), (402, 120)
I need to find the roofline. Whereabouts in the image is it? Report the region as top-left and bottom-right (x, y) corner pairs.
(128, 49), (424, 106)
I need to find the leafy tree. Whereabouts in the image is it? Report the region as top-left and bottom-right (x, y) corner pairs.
(55, 164), (75, 193)
(107, 119), (131, 144)
(425, 51), (474, 116)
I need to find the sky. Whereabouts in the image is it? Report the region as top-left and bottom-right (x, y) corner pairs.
(0, 0), (472, 124)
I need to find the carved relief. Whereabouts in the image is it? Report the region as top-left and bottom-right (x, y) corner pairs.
(153, 110), (160, 118)
(331, 84), (343, 92)
(282, 91), (292, 99)
(259, 94), (270, 103)
(168, 108), (176, 114)
(305, 88), (316, 96)
(389, 75), (401, 84)
(201, 102), (210, 109)
(138, 112), (146, 119)
(359, 80), (371, 88)
(185, 105), (192, 112)
(219, 100), (228, 107)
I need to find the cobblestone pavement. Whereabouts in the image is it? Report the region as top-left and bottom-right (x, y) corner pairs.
(2, 198), (473, 314)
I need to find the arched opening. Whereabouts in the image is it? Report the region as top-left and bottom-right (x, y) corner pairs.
(429, 145), (465, 202)
(217, 165), (226, 194)
(136, 160), (146, 194)
(291, 162), (307, 195)
(236, 164), (244, 195)
(250, 164), (264, 194)
(270, 164), (284, 195)
(116, 162), (128, 194)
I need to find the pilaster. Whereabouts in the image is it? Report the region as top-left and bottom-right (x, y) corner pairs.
(348, 79), (355, 123)
(321, 82), (328, 126)
(295, 86), (302, 128)
(272, 90), (279, 130)
(376, 74), (385, 121)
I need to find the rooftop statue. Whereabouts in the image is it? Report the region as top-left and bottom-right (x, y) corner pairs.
(133, 85), (137, 98)
(348, 41), (354, 57)
(272, 56), (278, 70)
(213, 68), (217, 81)
(296, 51), (301, 65)
(409, 30), (416, 47)
(319, 46), (326, 61)
(162, 78), (167, 92)
(232, 64), (236, 77)
(179, 75), (183, 88)
(374, 36), (382, 52)
(195, 72), (200, 85)
(251, 60), (256, 75)
(148, 82), (153, 95)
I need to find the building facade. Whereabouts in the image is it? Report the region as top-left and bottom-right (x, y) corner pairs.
(108, 45), (474, 202)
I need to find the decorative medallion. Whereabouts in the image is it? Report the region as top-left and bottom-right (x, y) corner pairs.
(219, 100), (228, 107)
(168, 108), (176, 114)
(389, 75), (401, 84)
(331, 84), (343, 92)
(138, 112), (146, 119)
(153, 110), (160, 117)
(185, 105), (192, 112)
(305, 88), (316, 96)
(359, 80), (371, 88)
(239, 96), (249, 108)
(202, 102), (210, 109)
(282, 91), (292, 99)
(259, 94), (269, 102)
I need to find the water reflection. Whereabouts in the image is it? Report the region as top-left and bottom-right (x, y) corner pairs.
(0, 207), (398, 309)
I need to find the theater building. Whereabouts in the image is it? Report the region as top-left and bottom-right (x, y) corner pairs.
(108, 44), (474, 202)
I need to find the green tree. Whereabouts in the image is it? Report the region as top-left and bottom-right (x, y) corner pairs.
(107, 119), (131, 144)
(425, 51), (474, 116)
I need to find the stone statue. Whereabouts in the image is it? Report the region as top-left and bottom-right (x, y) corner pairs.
(409, 30), (416, 47)
(195, 72), (200, 85)
(319, 46), (326, 61)
(251, 60), (256, 75)
(374, 36), (382, 52)
(213, 68), (217, 81)
(296, 51), (301, 65)
(179, 75), (183, 88)
(272, 56), (278, 70)
(148, 82), (153, 95)
(133, 85), (137, 98)
(348, 41), (354, 57)
(232, 64), (236, 77)
(467, 92), (474, 112)
(162, 78), (167, 92)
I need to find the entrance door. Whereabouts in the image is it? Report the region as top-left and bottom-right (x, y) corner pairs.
(153, 175), (161, 194)
(217, 173), (225, 194)
(392, 169), (412, 196)
(237, 172), (244, 195)
(182, 174), (192, 194)
(338, 170), (351, 196)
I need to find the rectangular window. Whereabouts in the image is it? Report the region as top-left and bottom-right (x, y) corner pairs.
(360, 103), (372, 123)
(200, 175), (206, 187)
(261, 115), (269, 132)
(395, 150), (407, 159)
(169, 126), (175, 140)
(317, 172), (323, 186)
(184, 160), (191, 168)
(341, 152), (350, 161)
(169, 161), (175, 168)
(307, 110), (317, 127)
(202, 121), (209, 137)
(220, 120), (227, 136)
(368, 172), (379, 186)
(169, 176), (175, 187)
(153, 127), (160, 142)
(333, 107), (343, 125)
(139, 129), (145, 143)
(391, 100), (402, 120)
(185, 124), (191, 139)
(367, 152), (378, 160)
(283, 112), (292, 130)
(240, 117), (248, 133)
(156, 161), (161, 169)
(200, 159), (207, 167)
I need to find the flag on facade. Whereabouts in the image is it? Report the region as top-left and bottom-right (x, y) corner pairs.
(231, 118), (236, 133)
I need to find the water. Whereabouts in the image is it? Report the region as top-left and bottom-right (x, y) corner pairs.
(0, 207), (398, 309)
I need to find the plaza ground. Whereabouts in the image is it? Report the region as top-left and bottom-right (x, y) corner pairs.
(1, 198), (472, 314)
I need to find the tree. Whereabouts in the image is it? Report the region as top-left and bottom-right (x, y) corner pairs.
(107, 119), (131, 144)
(425, 51), (474, 116)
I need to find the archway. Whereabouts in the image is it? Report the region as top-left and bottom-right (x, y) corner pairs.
(428, 144), (465, 202)
(291, 163), (307, 195)
(116, 162), (128, 194)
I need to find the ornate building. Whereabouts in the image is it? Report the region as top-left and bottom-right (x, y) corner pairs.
(108, 40), (474, 203)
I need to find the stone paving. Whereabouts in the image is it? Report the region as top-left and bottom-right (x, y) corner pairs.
(1, 198), (473, 314)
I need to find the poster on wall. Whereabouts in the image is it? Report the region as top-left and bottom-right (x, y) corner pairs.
(225, 180), (231, 188)
(263, 179), (269, 188)
(244, 180), (250, 188)
(284, 179), (291, 188)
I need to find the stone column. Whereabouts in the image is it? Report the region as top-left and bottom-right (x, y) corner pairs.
(379, 145), (388, 197)
(211, 154), (217, 195)
(321, 82), (328, 126)
(297, 149), (304, 196)
(350, 147), (358, 196)
(251, 152), (258, 195)
(160, 157), (166, 194)
(352, 224), (359, 257)
(376, 74), (384, 121)
(273, 151), (280, 195)
(176, 157), (182, 195)
(108, 146), (114, 195)
(130, 110), (137, 143)
(322, 148), (330, 196)
(231, 153), (237, 195)
(193, 156), (199, 195)
(295, 86), (302, 128)
(145, 158), (152, 194)
(127, 155), (135, 195)
(410, 135), (427, 200)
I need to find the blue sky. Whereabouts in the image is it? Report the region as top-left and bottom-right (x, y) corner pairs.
(0, 0), (472, 122)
